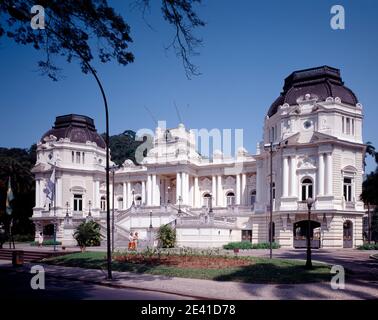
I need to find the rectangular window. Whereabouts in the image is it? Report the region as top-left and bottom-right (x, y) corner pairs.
(76, 152), (81, 163)
(301, 185), (306, 201)
(72, 151), (74, 163)
(346, 118), (350, 135)
(73, 194), (83, 211)
(342, 116), (345, 133)
(343, 178), (352, 202)
(82, 152), (85, 164)
(351, 119), (355, 135)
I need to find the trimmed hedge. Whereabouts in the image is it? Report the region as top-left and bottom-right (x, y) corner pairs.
(223, 241), (280, 250)
(30, 240), (62, 246)
(357, 243), (378, 250)
(13, 234), (35, 242)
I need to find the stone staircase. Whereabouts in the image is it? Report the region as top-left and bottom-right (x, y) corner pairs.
(0, 248), (68, 262)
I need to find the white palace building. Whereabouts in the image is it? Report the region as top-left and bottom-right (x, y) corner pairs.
(31, 66), (366, 249)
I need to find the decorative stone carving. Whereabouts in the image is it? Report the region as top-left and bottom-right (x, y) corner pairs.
(297, 155), (316, 170)
(224, 176), (235, 187)
(200, 177), (211, 189)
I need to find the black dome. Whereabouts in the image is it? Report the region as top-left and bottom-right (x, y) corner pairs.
(267, 66), (358, 117)
(41, 114), (106, 149)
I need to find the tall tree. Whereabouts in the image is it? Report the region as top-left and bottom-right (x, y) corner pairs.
(0, 0), (204, 79)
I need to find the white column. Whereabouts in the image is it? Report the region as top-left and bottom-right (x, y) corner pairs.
(194, 176), (199, 208)
(95, 181), (100, 209)
(127, 181), (132, 207)
(212, 176), (217, 206)
(147, 175), (152, 206)
(56, 177), (62, 207)
(318, 153), (324, 196)
(152, 175), (157, 206)
(256, 162), (262, 203)
(236, 174), (241, 205)
(35, 180), (40, 207)
(109, 183), (113, 209)
(142, 180), (146, 205)
(217, 175), (223, 206)
(181, 172), (186, 205)
(184, 173), (189, 205)
(326, 153), (333, 195)
(241, 173), (247, 205)
(40, 180), (45, 208)
(189, 177), (193, 207)
(155, 175), (160, 206)
(176, 172), (181, 204)
(283, 156), (289, 197)
(290, 156), (297, 197)
(122, 182), (127, 209)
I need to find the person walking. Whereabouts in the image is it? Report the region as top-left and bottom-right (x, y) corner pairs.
(133, 232), (139, 251)
(38, 232), (44, 247)
(128, 232), (134, 250)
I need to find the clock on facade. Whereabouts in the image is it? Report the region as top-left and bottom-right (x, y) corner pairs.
(303, 120), (312, 129)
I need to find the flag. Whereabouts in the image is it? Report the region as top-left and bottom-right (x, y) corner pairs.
(43, 168), (55, 207)
(6, 177), (14, 215)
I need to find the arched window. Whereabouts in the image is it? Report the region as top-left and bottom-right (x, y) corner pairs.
(250, 190), (256, 206)
(301, 178), (313, 201)
(117, 197), (123, 210)
(343, 178), (353, 202)
(226, 192), (235, 206)
(203, 193), (211, 208)
(100, 196), (106, 211)
(135, 196), (142, 206)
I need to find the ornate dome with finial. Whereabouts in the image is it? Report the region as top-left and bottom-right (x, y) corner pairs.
(41, 114), (106, 149)
(267, 66), (358, 117)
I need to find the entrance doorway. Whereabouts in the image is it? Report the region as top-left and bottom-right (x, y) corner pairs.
(343, 220), (353, 248)
(241, 230), (252, 242)
(293, 220), (321, 248)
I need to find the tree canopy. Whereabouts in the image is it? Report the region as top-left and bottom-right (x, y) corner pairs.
(0, 0), (204, 79)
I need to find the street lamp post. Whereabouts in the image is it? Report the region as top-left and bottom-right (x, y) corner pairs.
(149, 210), (153, 247)
(306, 197), (314, 269)
(264, 142), (280, 259)
(178, 196), (183, 215)
(88, 200), (92, 217)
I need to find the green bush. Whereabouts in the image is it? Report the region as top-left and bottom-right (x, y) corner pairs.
(223, 241), (280, 250)
(156, 224), (176, 248)
(74, 221), (103, 251)
(13, 234), (34, 242)
(30, 240), (62, 246)
(357, 243), (378, 250)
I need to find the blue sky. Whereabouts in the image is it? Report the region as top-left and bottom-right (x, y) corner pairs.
(0, 0), (377, 172)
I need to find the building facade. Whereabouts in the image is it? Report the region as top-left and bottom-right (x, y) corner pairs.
(31, 66), (366, 248)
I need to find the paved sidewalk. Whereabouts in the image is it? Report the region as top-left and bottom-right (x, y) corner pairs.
(1, 260), (377, 300)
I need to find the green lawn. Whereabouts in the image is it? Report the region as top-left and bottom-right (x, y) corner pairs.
(43, 252), (332, 284)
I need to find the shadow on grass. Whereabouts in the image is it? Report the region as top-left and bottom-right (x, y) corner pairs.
(213, 263), (331, 284)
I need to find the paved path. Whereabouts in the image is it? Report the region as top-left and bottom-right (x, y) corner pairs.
(0, 266), (192, 300)
(1, 260), (377, 300)
(237, 248), (378, 280)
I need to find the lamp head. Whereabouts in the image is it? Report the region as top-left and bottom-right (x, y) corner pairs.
(307, 197), (314, 209)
